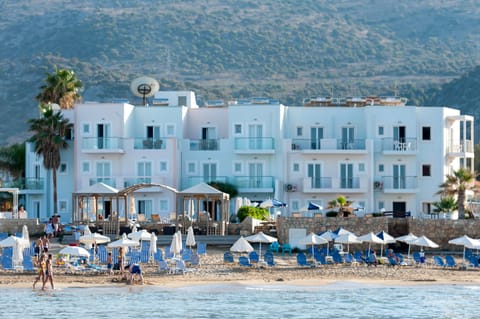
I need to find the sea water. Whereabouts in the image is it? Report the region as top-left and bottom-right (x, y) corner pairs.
(4, 282), (480, 318)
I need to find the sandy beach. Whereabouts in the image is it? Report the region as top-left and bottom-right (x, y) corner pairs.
(2, 242), (480, 290)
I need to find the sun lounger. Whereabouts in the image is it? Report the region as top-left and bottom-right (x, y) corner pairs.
(239, 256), (253, 267)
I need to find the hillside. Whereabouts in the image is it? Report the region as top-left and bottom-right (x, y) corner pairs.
(0, 0), (479, 144)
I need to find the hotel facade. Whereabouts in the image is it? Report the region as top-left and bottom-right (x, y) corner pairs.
(22, 91), (474, 223)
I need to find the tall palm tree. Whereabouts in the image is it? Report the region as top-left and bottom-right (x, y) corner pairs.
(0, 143), (25, 181)
(36, 67), (83, 109)
(28, 108), (73, 215)
(437, 168), (476, 219)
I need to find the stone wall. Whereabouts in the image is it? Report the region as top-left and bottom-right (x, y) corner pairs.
(0, 219), (44, 236)
(277, 216), (480, 251)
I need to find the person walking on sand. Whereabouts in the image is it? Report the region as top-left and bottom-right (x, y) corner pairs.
(42, 254), (54, 290)
(33, 254), (46, 289)
(107, 252), (113, 275)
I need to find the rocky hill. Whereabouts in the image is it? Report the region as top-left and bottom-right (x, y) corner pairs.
(1, 0), (479, 144)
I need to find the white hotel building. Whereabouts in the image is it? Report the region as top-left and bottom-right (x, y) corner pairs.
(23, 91), (474, 222)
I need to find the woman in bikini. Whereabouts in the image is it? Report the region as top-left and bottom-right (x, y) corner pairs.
(33, 254), (46, 289)
(42, 254), (54, 290)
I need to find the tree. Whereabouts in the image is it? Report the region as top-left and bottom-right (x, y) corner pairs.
(327, 195), (353, 217)
(28, 108), (73, 215)
(0, 143), (25, 181)
(437, 168), (476, 219)
(36, 67), (83, 109)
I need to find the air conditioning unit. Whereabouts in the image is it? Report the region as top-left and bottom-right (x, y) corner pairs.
(286, 184), (297, 192)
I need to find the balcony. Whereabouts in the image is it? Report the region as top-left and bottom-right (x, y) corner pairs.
(379, 176), (418, 193)
(189, 139), (220, 151)
(182, 176), (228, 189)
(88, 178), (116, 188)
(1, 178), (44, 191)
(291, 138), (366, 153)
(232, 176), (274, 193)
(446, 140), (474, 157)
(381, 138), (417, 154)
(302, 176), (367, 193)
(82, 137), (124, 154)
(134, 138), (166, 150)
(234, 138), (275, 154)
(123, 177), (153, 188)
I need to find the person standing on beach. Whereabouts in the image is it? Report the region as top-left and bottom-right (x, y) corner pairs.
(35, 237), (42, 260)
(42, 254), (54, 290)
(42, 235), (49, 254)
(33, 254), (46, 289)
(107, 252), (113, 275)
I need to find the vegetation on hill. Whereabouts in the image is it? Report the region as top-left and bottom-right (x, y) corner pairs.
(0, 0), (479, 144)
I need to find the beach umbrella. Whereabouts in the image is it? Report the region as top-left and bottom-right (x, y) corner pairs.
(299, 232), (328, 257)
(334, 233), (362, 253)
(395, 233), (418, 258)
(20, 224), (30, 252)
(170, 232), (182, 257)
(128, 229), (151, 242)
(410, 235), (439, 250)
(357, 232), (384, 257)
(149, 232), (157, 262)
(0, 235), (24, 266)
(319, 230), (338, 256)
(308, 202), (323, 211)
(333, 227), (354, 236)
(79, 232), (111, 263)
(59, 246), (90, 258)
(259, 199), (287, 208)
(245, 231), (278, 258)
(230, 236), (254, 254)
(448, 235), (480, 262)
(376, 230), (396, 257)
(186, 226), (196, 249)
(108, 233), (139, 249)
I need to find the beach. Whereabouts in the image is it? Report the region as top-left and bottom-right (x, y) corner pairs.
(2, 244), (480, 290)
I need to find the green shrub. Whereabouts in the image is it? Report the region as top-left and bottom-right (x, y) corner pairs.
(237, 206), (269, 222)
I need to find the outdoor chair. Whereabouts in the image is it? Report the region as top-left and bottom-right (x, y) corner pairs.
(223, 252), (234, 263)
(248, 251), (259, 263)
(297, 253), (314, 267)
(197, 242), (207, 255)
(264, 252), (276, 266)
(445, 255), (457, 268)
(190, 253), (200, 266)
(433, 256), (446, 268)
(239, 256), (253, 267)
(175, 259), (194, 274)
(282, 243), (292, 256)
(158, 260), (171, 273)
(153, 249), (164, 262)
(268, 242), (280, 254)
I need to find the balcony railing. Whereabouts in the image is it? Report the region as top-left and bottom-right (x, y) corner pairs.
(291, 138), (366, 151)
(447, 140), (474, 154)
(89, 178), (116, 188)
(189, 139), (219, 151)
(234, 138), (275, 152)
(134, 138), (166, 150)
(232, 176), (274, 190)
(183, 176), (228, 189)
(381, 176), (417, 190)
(123, 177), (153, 188)
(381, 138), (417, 152)
(82, 137), (124, 151)
(1, 178), (44, 190)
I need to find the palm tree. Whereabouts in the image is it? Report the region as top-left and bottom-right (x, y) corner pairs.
(28, 108), (73, 215)
(437, 168), (476, 219)
(36, 67), (83, 109)
(328, 195), (352, 217)
(0, 143), (25, 181)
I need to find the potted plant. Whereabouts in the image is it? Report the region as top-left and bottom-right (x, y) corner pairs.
(432, 196), (458, 220)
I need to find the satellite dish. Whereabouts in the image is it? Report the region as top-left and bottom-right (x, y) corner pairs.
(130, 76), (160, 105)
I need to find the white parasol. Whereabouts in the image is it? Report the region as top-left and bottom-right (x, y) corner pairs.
(319, 230), (338, 256)
(59, 246), (90, 258)
(230, 236), (254, 254)
(357, 232), (384, 256)
(244, 231), (278, 258)
(299, 232), (328, 257)
(448, 235), (480, 262)
(334, 233), (362, 253)
(376, 230), (397, 257)
(186, 226), (196, 249)
(149, 232), (157, 262)
(395, 233), (418, 258)
(79, 232), (111, 263)
(0, 235), (24, 266)
(108, 233), (139, 249)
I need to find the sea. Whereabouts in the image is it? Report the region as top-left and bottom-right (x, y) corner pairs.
(4, 282), (480, 318)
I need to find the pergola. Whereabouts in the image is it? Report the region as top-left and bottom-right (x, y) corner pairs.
(178, 183), (230, 236)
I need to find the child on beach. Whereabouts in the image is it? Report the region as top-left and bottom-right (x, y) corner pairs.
(107, 252), (113, 274)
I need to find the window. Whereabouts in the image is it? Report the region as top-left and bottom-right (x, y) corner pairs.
(159, 161), (168, 173)
(378, 126), (384, 136)
(378, 164), (384, 172)
(178, 96), (187, 106)
(378, 201), (385, 211)
(234, 124), (242, 135)
(422, 202), (432, 214)
(82, 161), (90, 174)
(296, 127), (303, 136)
(291, 200), (299, 211)
(422, 164), (431, 176)
(59, 200), (67, 212)
(358, 163), (365, 172)
(166, 124), (175, 137)
(233, 162), (242, 174)
(59, 163), (67, 175)
(159, 199), (168, 211)
(187, 162), (196, 174)
(82, 123), (90, 135)
(422, 126), (431, 140)
(293, 163), (300, 172)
